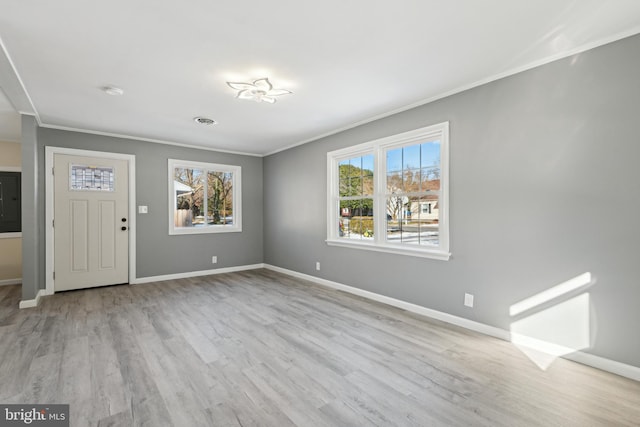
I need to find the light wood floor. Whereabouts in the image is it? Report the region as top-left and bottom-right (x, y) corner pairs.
(0, 269), (638, 426)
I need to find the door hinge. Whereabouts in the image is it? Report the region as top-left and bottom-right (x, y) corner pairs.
(52, 219), (54, 228)
(52, 167), (55, 175)
(53, 272), (55, 280)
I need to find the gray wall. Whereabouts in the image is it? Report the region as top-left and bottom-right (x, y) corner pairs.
(20, 115), (43, 300)
(264, 34), (640, 367)
(28, 128), (263, 294)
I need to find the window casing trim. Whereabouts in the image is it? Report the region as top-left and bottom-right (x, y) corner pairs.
(326, 122), (450, 260)
(168, 159), (242, 235)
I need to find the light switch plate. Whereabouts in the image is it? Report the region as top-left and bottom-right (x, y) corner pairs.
(464, 293), (474, 307)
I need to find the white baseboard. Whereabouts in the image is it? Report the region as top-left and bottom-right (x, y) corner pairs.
(19, 289), (46, 309)
(131, 263), (265, 284)
(0, 278), (21, 286)
(263, 264), (640, 382)
(16, 264), (265, 308)
(564, 351), (639, 381)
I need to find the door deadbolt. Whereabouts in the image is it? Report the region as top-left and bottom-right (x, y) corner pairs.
(121, 218), (127, 222)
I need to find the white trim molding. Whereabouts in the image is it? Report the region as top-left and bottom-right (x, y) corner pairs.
(263, 264), (640, 382)
(0, 278), (21, 286)
(0, 232), (21, 239)
(40, 124), (263, 158)
(45, 147), (137, 295)
(17, 264), (264, 308)
(19, 289), (46, 309)
(131, 263), (265, 284)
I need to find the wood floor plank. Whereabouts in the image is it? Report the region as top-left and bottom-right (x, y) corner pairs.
(1, 272), (639, 426)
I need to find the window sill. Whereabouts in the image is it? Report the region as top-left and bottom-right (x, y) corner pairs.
(0, 232), (22, 239)
(326, 239), (451, 261)
(169, 226), (242, 235)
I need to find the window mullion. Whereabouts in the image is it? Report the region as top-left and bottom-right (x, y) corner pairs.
(202, 169), (208, 225)
(374, 148), (385, 244)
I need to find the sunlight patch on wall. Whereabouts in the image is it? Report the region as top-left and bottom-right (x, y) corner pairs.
(509, 273), (592, 370)
(510, 272), (591, 316)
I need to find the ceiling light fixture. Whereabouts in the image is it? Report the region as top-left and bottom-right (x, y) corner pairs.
(226, 78), (291, 104)
(194, 117), (216, 125)
(102, 86), (124, 96)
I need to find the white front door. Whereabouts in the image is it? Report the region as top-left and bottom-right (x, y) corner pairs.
(53, 154), (129, 291)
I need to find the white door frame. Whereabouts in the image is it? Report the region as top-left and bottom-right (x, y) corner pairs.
(45, 147), (136, 295)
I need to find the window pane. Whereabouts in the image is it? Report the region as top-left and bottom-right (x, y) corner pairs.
(386, 196), (401, 243)
(339, 178), (350, 197)
(399, 196), (421, 245)
(339, 155), (374, 198)
(403, 144), (421, 170)
(385, 195), (404, 222)
(362, 174), (374, 196)
(349, 157), (362, 176)
(353, 199), (374, 240)
(362, 154), (374, 174)
(208, 171), (233, 225)
(350, 176), (362, 196)
(339, 200), (354, 238)
(383, 142), (442, 245)
(386, 148), (402, 173)
(361, 198), (374, 218)
(387, 172), (402, 194)
(386, 195), (414, 244)
(70, 165), (114, 191)
(174, 167), (203, 227)
(386, 195), (440, 246)
(421, 167), (440, 191)
(339, 198), (373, 240)
(385, 195), (405, 237)
(339, 157), (364, 194)
(421, 141), (440, 168)
(403, 169), (420, 192)
(418, 195), (439, 246)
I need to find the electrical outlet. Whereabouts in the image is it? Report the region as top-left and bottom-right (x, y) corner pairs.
(316, 262), (321, 271)
(212, 256), (217, 264)
(464, 293), (474, 308)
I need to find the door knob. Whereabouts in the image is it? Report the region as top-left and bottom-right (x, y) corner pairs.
(121, 226), (127, 231)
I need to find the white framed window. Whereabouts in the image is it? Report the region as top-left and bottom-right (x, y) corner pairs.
(327, 122), (450, 260)
(168, 159), (241, 235)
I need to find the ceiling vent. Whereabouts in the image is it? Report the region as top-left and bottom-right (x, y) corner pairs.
(194, 117), (216, 125)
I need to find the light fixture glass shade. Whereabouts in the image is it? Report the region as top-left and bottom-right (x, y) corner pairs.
(227, 78), (291, 103)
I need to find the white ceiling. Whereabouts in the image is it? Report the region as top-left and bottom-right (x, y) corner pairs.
(1, 1), (639, 155)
